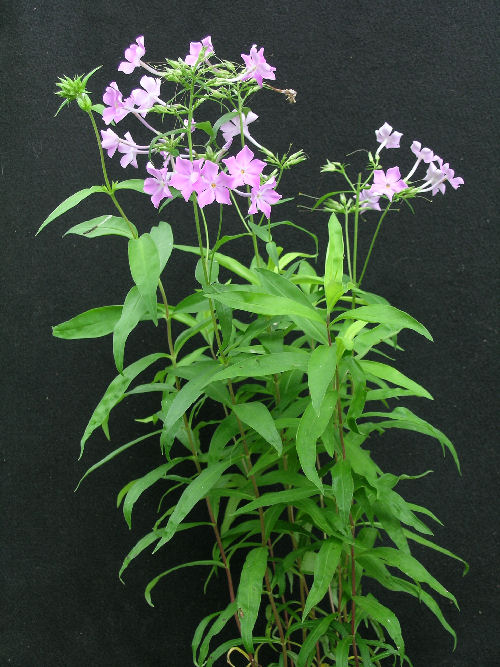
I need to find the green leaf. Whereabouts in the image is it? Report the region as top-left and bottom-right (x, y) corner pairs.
(114, 178), (147, 193)
(154, 460), (233, 550)
(331, 458), (353, 524)
(75, 429), (162, 490)
(208, 289), (325, 324)
(335, 637), (352, 667)
(163, 361), (219, 434)
(174, 244), (257, 284)
(213, 350), (309, 383)
(198, 602), (238, 665)
(145, 560), (224, 607)
(113, 286), (148, 372)
(53, 306), (122, 339)
(296, 392), (336, 492)
(403, 530), (469, 575)
(37, 185), (106, 234)
(128, 233), (161, 325)
(80, 352), (168, 457)
(149, 220), (173, 272)
(355, 593), (405, 656)
(307, 344), (337, 415)
(324, 212), (345, 312)
(302, 539), (342, 620)
(123, 461), (179, 529)
(296, 614), (334, 667)
(119, 531), (160, 582)
(236, 546), (268, 653)
(232, 487), (318, 517)
(232, 402), (282, 454)
(372, 547), (458, 605)
(64, 214), (137, 239)
(343, 355), (367, 432)
(335, 305), (432, 341)
(360, 360), (433, 399)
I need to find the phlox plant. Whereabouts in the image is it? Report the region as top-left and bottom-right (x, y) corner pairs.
(40, 35), (467, 667)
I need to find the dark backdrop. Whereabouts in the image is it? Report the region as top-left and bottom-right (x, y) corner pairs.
(2, 1), (498, 665)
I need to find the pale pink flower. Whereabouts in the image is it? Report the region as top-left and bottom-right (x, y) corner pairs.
(117, 132), (141, 168)
(359, 189), (381, 212)
(197, 161), (234, 207)
(130, 76), (163, 116)
(405, 140), (436, 180)
(375, 122), (403, 154)
(100, 129), (121, 157)
(118, 36), (146, 74)
(248, 177), (281, 219)
(223, 145), (265, 188)
(144, 162), (172, 208)
(185, 36), (214, 66)
(369, 167), (407, 201)
(102, 82), (131, 125)
(220, 110), (262, 149)
(241, 45), (276, 87)
(169, 157), (204, 201)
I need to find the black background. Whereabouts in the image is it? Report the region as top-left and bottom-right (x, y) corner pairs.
(2, 1), (499, 665)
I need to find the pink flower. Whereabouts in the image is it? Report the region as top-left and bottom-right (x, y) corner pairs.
(130, 76), (162, 116)
(359, 189), (381, 212)
(220, 110), (262, 149)
(421, 160), (464, 195)
(100, 129), (120, 157)
(117, 131), (141, 168)
(369, 167), (407, 201)
(144, 162), (172, 208)
(410, 140), (435, 163)
(169, 157), (204, 201)
(102, 82), (131, 125)
(118, 36), (146, 74)
(248, 177), (281, 219)
(223, 145), (265, 188)
(241, 45), (276, 87)
(197, 161), (234, 208)
(185, 36), (214, 66)
(375, 122), (403, 152)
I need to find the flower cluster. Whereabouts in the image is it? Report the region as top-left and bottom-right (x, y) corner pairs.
(99, 35), (281, 217)
(359, 122), (464, 211)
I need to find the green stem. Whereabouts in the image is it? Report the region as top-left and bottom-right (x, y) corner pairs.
(344, 210), (352, 282)
(86, 109), (138, 240)
(352, 173), (361, 285)
(358, 203), (391, 287)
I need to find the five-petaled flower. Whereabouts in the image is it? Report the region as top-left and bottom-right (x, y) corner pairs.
(369, 167), (407, 201)
(223, 146), (265, 188)
(241, 45), (276, 87)
(185, 36), (214, 66)
(118, 36), (146, 74)
(169, 157), (204, 202)
(375, 122), (403, 152)
(197, 161), (234, 208)
(248, 177), (282, 218)
(144, 162), (172, 208)
(130, 76), (163, 116)
(359, 189), (381, 212)
(102, 82), (131, 125)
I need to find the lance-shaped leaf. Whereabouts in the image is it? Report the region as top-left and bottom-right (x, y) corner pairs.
(343, 355), (367, 433)
(331, 458), (353, 524)
(296, 391), (337, 492)
(302, 539), (342, 620)
(334, 304), (432, 340)
(197, 601), (238, 665)
(236, 546), (268, 653)
(128, 233), (161, 325)
(53, 306), (123, 339)
(297, 614), (335, 667)
(213, 350), (309, 383)
(150, 220), (173, 272)
(324, 212), (345, 312)
(64, 214), (137, 239)
(113, 286), (148, 372)
(123, 460), (182, 529)
(114, 178), (147, 193)
(307, 343), (337, 416)
(154, 460), (233, 551)
(37, 185), (106, 234)
(207, 287), (325, 323)
(232, 487), (318, 517)
(360, 360), (433, 399)
(80, 352), (168, 457)
(232, 401), (282, 454)
(145, 560), (225, 607)
(354, 593), (405, 656)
